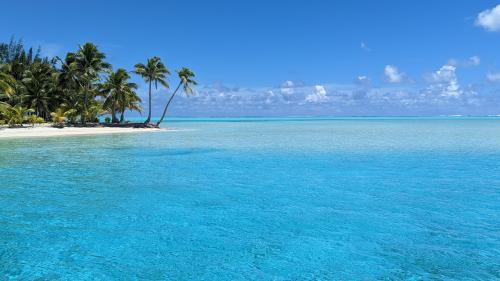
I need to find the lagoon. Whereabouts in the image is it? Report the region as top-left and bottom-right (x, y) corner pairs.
(1, 117), (499, 279)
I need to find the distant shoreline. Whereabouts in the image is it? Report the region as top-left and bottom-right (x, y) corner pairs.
(0, 124), (165, 139)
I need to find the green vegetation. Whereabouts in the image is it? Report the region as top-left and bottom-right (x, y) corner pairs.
(0, 37), (196, 128)
(101, 68), (141, 124)
(0, 103), (34, 127)
(156, 67), (197, 126)
(133, 57), (170, 125)
(50, 105), (77, 127)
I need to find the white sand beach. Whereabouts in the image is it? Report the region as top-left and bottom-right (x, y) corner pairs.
(0, 124), (164, 139)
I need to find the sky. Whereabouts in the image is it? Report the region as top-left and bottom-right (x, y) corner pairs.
(3, 0), (500, 116)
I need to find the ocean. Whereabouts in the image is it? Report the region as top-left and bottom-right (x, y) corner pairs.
(1, 117), (499, 280)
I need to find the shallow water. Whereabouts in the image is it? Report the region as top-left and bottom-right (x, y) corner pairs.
(1, 118), (499, 280)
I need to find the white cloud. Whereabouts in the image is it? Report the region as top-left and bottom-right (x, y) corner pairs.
(476, 4), (500, 31)
(305, 85), (329, 103)
(355, 75), (370, 86)
(280, 80), (295, 95)
(429, 65), (457, 83)
(427, 65), (461, 98)
(384, 65), (405, 83)
(447, 56), (480, 67)
(470, 55), (481, 65)
(360, 42), (371, 52)
(487, 72), (500, 82)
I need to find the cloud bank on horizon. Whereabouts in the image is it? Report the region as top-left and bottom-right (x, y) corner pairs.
(136, 3), (500, 117)
(154, 67), (499, 117)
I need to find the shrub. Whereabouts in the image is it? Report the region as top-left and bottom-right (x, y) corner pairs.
(1, 105), (33, 127)
(104, 117), (111, 124)
(51, 106), (77, 127)
(26, 115), (44, 125)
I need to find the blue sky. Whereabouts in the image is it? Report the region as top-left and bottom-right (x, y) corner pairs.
(3, 1), (500, 116)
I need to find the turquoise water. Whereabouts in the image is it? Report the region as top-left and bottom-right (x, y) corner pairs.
(1, 118), (499, 280)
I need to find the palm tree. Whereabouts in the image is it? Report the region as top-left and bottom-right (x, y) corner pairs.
(133, 57), (170, 124)
(73, 43), (110, 125)
(119, 91), (142, 123)
(54, 53), (81, 123)
(117, 85), (142, 123)
(21, 60), (57, 120)
(101, 69), (121, 123)
(156, 67), (197, 126)
(101, 68), (139, 123)
(0, 64), (16, 99)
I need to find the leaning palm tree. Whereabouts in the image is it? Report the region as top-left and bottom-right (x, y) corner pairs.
(156, 67), (197, 126)
(73, 43), (110, 125)
(133, 57), (170, 124)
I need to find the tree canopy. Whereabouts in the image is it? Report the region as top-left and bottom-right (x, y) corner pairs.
(0, 37), (196, 127)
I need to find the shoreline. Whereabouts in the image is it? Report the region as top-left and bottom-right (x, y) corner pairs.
(0, 124), (165, 139)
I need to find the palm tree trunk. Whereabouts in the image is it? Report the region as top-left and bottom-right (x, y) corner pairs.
(145, 80), (152, 124)
(120, 110), (125, 123)
(156, 82), (182, 127)
(82, 86), (88, 126)
(111, 106), (118, 123)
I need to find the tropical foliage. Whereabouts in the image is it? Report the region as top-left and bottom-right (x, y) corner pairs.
(101, 68), (141, 123)
(134, 57), (170, 124)
(0, 37), (196, 127)
(156, 67), (197, 126)
(51, 105), (77, 127)
(0, 103), (34, 127)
